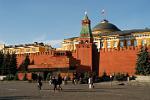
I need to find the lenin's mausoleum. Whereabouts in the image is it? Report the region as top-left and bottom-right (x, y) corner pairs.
(4, 13), (150, 80)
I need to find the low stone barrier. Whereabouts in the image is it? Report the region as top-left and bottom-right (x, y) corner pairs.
(0, 76), (6, 80)
(136, 76), (150, 82)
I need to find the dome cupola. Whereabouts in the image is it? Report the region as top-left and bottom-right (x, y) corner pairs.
(92, 19), (120, 35)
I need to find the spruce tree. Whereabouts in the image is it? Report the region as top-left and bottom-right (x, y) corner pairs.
(1, 52), (11, 75)
(9, 53), (17, 75)
(136, 47), (150, 75)
(0, 51), (4, 75)
(0, 52), (17, 75)
(19, 55), (30, 72)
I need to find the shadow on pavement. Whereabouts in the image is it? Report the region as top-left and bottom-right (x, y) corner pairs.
(41, 86), (126, 93)
(41, 88), (106, 92)
(0, 96), (40, 100)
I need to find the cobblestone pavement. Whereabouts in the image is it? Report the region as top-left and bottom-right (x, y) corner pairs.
(0, 81), (150, 100)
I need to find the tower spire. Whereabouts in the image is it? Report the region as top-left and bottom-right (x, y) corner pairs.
(79, 12), (93, 43)
(85, 11), (87, 15)
(83, 11), (88, 20)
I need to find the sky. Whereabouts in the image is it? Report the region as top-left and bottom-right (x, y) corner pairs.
(0, 0), (150, 48)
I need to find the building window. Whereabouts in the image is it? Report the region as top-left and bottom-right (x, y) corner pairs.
(120, 41), (124, 47)
(80, 40), (84, 44)
(100, 42), (104, 48)
(85, 40), (88, 43)
(142, 40), (146, 46)
(16, 50), (19, 53)
(26, 49), (30, 52)
(32, 48), (36, 52)
(134, 40), (137, 46)
(107, 41), (111, 48)
(127, 40), (131, 46)
(21, 49), (24, 53)
(113, 41), (117, 48)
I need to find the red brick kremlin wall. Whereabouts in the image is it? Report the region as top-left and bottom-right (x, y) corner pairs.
(75, 43), (93, 72)
(16, 50), (79, 70)
(16, 46), (150, 78)
(99, 46), (150, 76)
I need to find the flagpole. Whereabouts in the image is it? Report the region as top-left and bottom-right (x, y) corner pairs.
(101, 9), (106, 20)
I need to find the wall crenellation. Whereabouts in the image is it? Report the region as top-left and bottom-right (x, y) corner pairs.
(16, 50), (55, 57)
(99, 46), (148, 52)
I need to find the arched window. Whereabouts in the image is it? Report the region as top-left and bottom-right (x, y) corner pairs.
(127, 40), (131, 46)
(134, 40), (137, 46)
(107, 41), (111, 48)
(120, 41), (124, 47)
(142, 40), (146, 46)
(80, 40), (84, 44)
(113, 41), (117, 48)
(100, 42), (104, 48)
(85, 40), (88, 43)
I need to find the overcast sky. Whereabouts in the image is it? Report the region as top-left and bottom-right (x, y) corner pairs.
(0, 0), (150, 47)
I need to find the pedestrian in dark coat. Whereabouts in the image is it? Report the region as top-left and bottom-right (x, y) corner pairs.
(57, 74), (62, 90)
(52, 76), (57, 92)
(37, 75), (42, 90)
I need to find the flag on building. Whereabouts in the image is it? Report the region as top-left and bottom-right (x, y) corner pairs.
(101, 9), (105, 15)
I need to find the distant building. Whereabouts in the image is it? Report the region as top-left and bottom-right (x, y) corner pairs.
(62, 19), (150, 51)
(62, 13), (150, 76)
(3, 42), (53, 54)
(0, 44), (4, 51)
(62, 37), (79, 51)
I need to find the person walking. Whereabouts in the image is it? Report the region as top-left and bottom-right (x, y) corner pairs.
(37, 74), (42, 90)
(63, 76), (67, 85)
(52, 76), (57, 92)
(57, 74), (63, 91)
(49, 76), (52, 85)
(88, 76), (94, 89)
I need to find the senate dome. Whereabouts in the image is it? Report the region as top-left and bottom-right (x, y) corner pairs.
(92, 19), (121, 35)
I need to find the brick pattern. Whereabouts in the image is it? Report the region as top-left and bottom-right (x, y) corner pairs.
(16, 51), (79, 70)
(75, 43), (93, 72)
(99, 46), (150, 76)
(16, 45), (150, 78)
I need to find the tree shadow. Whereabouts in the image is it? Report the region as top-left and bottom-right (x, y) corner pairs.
(94, 87), (126, 90)
(39, 86), (126, 93)
(0, 96), (39, 100)
(61, 88), (108, 93)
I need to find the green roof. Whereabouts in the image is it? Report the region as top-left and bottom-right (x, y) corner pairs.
(92, 19), (120, 32)
(80, 14), (92, 37)
(80, 25), (91, 34)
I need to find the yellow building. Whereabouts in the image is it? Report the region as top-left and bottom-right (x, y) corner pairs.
(62, 15), (150, 51)
(0, 44), (4, 51)
(3, 42), (53, 54)
(62, 37), (80, 51)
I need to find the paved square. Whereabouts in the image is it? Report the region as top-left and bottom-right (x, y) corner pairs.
(0, 81), (150, 100)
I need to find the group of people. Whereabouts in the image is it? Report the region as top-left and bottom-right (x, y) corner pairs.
(37, 74), (63, 91)
(50, 74), (63, 91)
(37, 74), (94, 91)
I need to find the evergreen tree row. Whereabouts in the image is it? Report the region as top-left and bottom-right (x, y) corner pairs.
(0, 52), (17, 75)
(136, 47), (150, 75)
